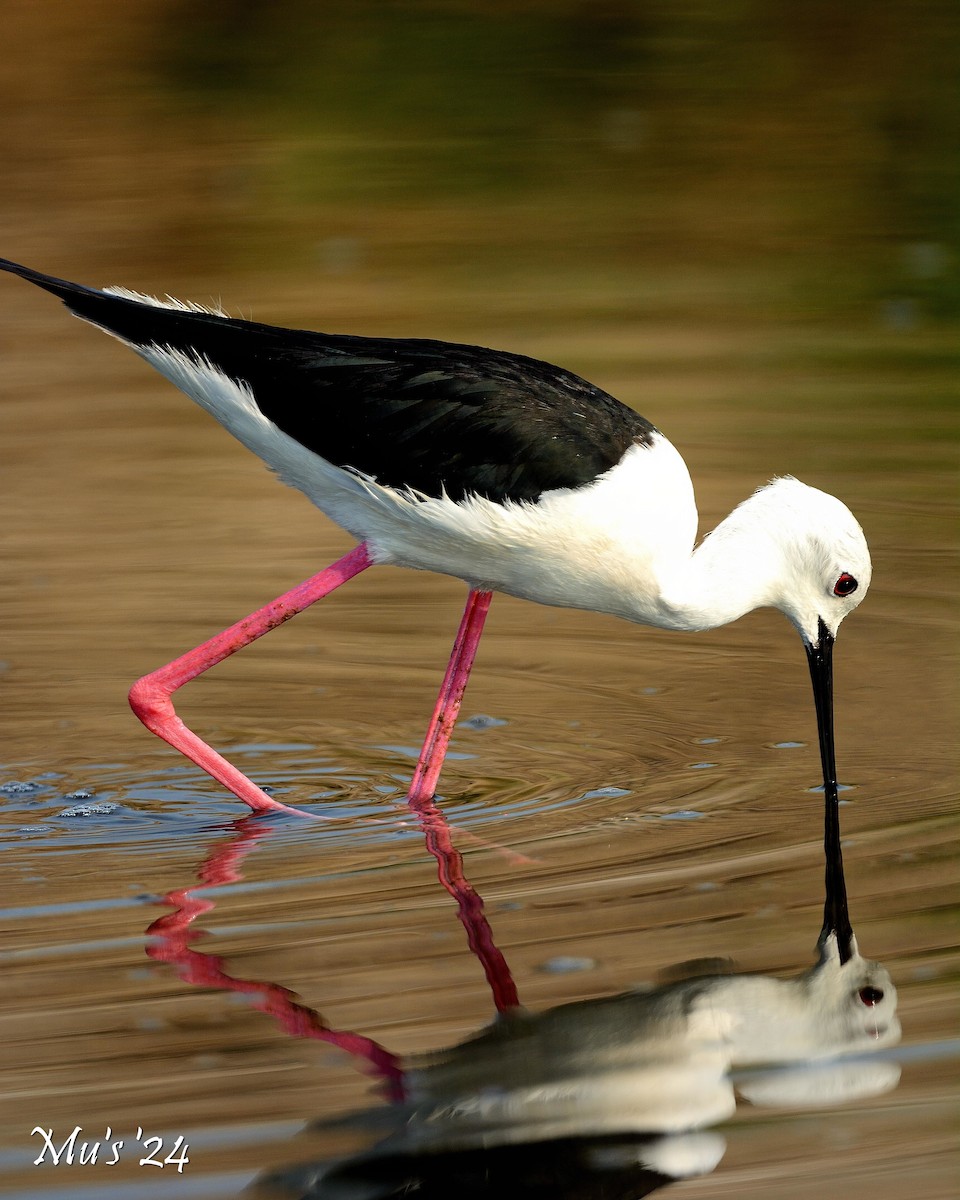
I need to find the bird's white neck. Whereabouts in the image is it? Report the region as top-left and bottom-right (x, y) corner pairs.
(650, 492), (787, 633)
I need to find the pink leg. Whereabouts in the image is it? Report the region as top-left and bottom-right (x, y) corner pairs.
(129, 543), (372, 817)
(407, 588), (492, 804)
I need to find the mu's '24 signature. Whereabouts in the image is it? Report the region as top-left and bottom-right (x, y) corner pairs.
(31, 1126), (189, 1172)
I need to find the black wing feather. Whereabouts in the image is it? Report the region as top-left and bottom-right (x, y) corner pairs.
(0, 258), (656, 503)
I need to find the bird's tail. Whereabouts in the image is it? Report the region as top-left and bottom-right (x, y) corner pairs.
(0, 257), (104, 309)
(0, 256), (229, 345)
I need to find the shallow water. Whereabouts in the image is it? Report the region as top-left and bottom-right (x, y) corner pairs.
(1, 6), (958, 1198)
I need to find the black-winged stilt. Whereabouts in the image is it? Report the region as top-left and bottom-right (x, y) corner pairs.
(1, 258), (870, 952)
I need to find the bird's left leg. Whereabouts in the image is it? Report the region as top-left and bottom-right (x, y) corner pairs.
(128, 543), (373, 816)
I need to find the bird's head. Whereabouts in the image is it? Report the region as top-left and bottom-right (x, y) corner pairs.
(753, 477), (872, 649)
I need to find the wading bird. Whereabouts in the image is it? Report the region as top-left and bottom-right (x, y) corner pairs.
(0, 258), (870, 955)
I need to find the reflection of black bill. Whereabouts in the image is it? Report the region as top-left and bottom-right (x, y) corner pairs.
(805, 619), (854, 962)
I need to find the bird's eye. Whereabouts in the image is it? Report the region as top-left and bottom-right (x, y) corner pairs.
(833, 573), (858, 597)
(858, 986), (884, 1006)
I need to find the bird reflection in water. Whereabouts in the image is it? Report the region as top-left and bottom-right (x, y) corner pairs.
(266, 937), (899, 1199)
(146, 802), (900, 1200)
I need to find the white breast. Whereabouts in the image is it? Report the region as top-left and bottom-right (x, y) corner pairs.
(336, 435), (699, 624)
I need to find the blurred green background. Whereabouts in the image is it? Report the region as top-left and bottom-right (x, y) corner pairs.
(154, 0), (959, 316)
(5, 0), (957, 324)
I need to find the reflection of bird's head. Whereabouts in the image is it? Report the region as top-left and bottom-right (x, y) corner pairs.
(681, 931), (901, 1067)
(805, 931), (901, 1049)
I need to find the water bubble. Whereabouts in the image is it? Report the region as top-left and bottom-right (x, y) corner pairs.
(57, 801), (119, 818)
(539, 956), (597, 974)
(460, 714), (508, 730)
(1, 780), (44, 795)
(580, 786), (631, 800)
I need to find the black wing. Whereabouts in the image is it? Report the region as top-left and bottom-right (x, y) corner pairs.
(0, 258), (656, 503)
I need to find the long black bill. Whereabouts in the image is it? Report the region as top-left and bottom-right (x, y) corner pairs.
(805, 618), (854, 963)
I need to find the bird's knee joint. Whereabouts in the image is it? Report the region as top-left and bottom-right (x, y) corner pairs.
(128, 674), (175, 729)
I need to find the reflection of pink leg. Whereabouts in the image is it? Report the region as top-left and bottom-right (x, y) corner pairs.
(147, 820), (406, 1102)
(408, 589), (492, 805)
(129, 543), (372, 817)
(415, 798), (521, 1013)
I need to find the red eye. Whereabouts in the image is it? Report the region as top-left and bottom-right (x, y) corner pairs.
(858, 986), (883, 1006)
(834, 573), (858, 597)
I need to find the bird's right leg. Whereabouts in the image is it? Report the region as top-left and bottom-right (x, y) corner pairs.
(404, 589), (520, 1012)
(128, 542), (373, 817)
(407, 588), (493, 805)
